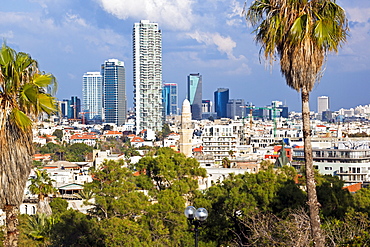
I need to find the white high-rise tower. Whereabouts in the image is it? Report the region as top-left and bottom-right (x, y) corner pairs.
(318, 96), (329, 115)
(133, 20), (163, 134)
(82, 72), (103, 121)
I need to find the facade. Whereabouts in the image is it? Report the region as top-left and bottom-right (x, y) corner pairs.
(133, 20), (163, 133)
(59, 100), (69, 118)
(187, 73), (202, 120)
(214, 88), (229, 118)
(82, 72), (103, 121)
(318, 96), (330, 115)
(163, 83), (178, 116)
(227, 99), (245, 119)
(201, 124), (238, 163)
(293, 140), (370, 186)
(202, 100), (212, 113)
(101, 59), (127, 126)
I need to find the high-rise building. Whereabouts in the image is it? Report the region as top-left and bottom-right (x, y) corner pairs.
(133, 20), (163, 133)
(101, 59), (127, 125)
(163, 83), (178, 116)
(318, 96), (329, 115)
(227, 99), (245, 119)
(82, 72), (103, 121)
(68, 96), (81, 119)
(202, 100), (212, 113)
(59, 100), (69, 118)
(214, 88), (229, 118)
(187, 73), (202, 120)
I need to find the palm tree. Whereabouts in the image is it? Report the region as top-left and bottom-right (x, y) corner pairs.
(25, 213), (56, 247)
(246, 1), (348, 246)
(0, 44), (57, 246)
(29, 169), (57, 216)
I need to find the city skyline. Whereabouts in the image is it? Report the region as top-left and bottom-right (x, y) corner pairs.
(1, 1), (369, 112)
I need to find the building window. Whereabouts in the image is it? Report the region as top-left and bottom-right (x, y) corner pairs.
(324, 167), (332, 171)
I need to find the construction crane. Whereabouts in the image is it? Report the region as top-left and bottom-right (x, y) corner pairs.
(243, 104), (282, 137)
(80, 112), (96, 125)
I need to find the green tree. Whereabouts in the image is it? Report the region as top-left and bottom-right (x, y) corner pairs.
(49, 198), (68, 215)
(52, 129), (63, 141)
(135, 147), (207, 194)
(316, 175), (353, 219)
(50, 209), (103, 247)
(65, 143), (93, 162)
(133, 148), (207, 245)
(29, 169), (57, 216)
(246, 1), (348, 246)
(84, 160), (150, 220)
(353, 187), (370, 214)
(196, 166), (304, 246)
(98, 217), (152, 246)
(0, 44), (57, 247)
(23, 213), (56, 247)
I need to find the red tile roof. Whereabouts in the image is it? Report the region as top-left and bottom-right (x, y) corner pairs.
(70, 134), (98, 140)
(131, 136), (144, 143)
(343, 183), (362, 193)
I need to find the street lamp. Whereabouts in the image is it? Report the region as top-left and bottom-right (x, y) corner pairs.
(184, 206), (208, 247)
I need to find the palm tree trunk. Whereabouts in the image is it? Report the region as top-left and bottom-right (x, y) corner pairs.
(3, 205), (19, 247)
(301, 87), (324, 247)
(37, 197), (53, 216)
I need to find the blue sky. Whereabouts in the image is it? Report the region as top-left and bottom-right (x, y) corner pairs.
(1, 0), (369, 112)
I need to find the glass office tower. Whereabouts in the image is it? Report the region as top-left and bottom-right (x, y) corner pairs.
(187, 73), (202, 120)
(163, 83), (178, 115)
(101, 59), (127, 125)
(214, 88), (229, 118)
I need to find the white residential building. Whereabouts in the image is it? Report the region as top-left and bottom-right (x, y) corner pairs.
(133, 20), (163, 134)
(82, 72), (103, 121)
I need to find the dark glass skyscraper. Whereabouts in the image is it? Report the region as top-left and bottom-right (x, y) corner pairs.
(214, 88), (229, 118)
(67, 96), (81, 119)
(163, 83), (178, 115)
(101, 59), (126, 125)
(187, 73), (202, 120)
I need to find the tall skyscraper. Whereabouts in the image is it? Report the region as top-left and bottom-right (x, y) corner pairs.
(133, 20), (163, 133)
(82, 72), (103, 121)
(101, 59), (127, 125)
(187, 73), (202, 120)
(163, 83), (178, 116)
(68, 96), (81, 119)
(214, 88), (229, 118)
(59, 100), (69, 118)
(318, 96), (329, 114)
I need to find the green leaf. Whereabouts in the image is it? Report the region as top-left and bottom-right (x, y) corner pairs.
(34, 74), (53, 88)
(11, 108), (32, 130)
(38, 94), (57, 114)
(20, 83), (38, 104)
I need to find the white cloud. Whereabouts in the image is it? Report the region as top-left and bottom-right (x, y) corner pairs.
(0, 31), (14, 39)
(97, 0), (195, 31)
(346, 7), (370, 23)
(186, 31), (240, 60)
